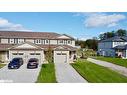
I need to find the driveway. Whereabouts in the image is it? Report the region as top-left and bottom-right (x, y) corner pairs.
(0, 63), (41, 83)
(87, 58), (127, 77)
(54, 62), (88, 83)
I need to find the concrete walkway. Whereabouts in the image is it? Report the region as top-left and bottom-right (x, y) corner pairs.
(0, 64), (41, 83)
(87, 58), (127, 77)
(54, 62), (88, 83)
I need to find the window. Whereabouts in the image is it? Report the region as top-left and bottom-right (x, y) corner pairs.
(36, 53), (40, 55)
(12, 53), (24, 55)
(30, 53), (35, 55)
(18, 39), (24, 44)
(19, 53), (23, 55)
(35, 39), (41, 44)
(59, 40), (63, 43)
(12, 53), (17, 55)
(45, 39), (49, 44)
(64, 40), (67, 45)
(30, 53), (40, 55)
(9, 39), (15, 44)
(68, 40), (71, 44)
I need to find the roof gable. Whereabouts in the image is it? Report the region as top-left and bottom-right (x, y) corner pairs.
(15, 43), (37, 49)
(57, 35), (70, 39)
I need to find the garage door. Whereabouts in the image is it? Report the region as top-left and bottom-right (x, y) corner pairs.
(55, 53), (67, 63)
(12, 53), (24, 59)
(28, 53), (41, 63)
(11, 51), (42, 64)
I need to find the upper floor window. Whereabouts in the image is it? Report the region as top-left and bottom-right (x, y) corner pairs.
(35, 39), (41, 44)
(59, 40), (63, 44)
(45, 39), (49, 44)
(9, 39), (15, 44)
(68, 40), (72, 44)
(18, 39), (24, 44)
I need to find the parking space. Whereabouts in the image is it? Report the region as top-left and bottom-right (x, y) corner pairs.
(0, 63), (42, 83)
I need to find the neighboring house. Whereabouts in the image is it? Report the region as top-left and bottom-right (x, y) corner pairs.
(98, 36), (127, 58)
(0, 31), (77, 64)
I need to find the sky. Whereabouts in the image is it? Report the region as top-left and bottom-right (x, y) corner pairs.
(0, 12), (127, 40)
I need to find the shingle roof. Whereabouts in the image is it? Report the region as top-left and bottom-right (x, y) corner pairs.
(0, 31), (73, 40)
(0, 44), (14, 51)
(100, 36), (127, 42)
(0, 44), (76, 51)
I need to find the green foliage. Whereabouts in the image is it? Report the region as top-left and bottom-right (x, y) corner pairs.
(99, 29), (127, 40)
(116, 29), (126, 36)
(45, 46), (53, 63)
(36, 63), (57, 83)
(0, 64), (6, 69)
(72, 59), (127, 83)
(75, 39), (98, 51)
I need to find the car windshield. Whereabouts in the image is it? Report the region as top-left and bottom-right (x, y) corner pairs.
(12, 58), (20, 62)
(29, 59), (37, 62)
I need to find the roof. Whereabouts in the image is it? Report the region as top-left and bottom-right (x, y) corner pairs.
(0, 44), (14, 51)
(0, 31), (74, 40)
(0, 44), (77, 51)
(100, 36), (127, 42)
(113, 44), (127, 49)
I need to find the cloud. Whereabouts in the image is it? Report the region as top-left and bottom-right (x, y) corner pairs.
(0, 18), (31, 31)
(84, 13), (126, 28)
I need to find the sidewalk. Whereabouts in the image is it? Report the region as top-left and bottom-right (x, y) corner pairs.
(87, 58), (127, 77)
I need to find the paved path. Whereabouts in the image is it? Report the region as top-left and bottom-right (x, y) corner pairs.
(87, 58), (127, 77)
(0, 63), (41, 83)
(54, 62), (88, 83)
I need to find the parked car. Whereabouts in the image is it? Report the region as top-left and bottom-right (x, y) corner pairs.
(8, 58), (23, 69)
(27, 58), (39, 69)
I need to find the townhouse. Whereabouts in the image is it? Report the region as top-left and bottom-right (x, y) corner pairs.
(0, 31), (77, 64)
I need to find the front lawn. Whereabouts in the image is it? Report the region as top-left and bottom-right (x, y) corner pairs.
(72, 59), (127, 83)
(93, 56), (127, 67)
(0, 64), (6, 69)
(36, 63), (57, 83)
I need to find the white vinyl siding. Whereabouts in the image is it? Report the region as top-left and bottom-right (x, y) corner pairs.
(1, 38), (8, 44)
(113, 42), (127, 47)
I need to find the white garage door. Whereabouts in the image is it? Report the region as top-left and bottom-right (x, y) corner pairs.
(11, 51), (42, 64)
(28, 53), (41, 63)
(55, 53), (67, 63)
(12, 53), (24, 59)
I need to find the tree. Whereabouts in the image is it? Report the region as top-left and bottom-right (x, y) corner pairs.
(116, 29), (126, 36)
(45, 46), (53, 63)
(99, 31), (115, 40)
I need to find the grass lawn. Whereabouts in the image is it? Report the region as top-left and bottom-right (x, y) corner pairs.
(93, 56), (127, 68)
(36, 63), (57, 83)
(72, 59), (127, 83)
(0, 64), (6, 69)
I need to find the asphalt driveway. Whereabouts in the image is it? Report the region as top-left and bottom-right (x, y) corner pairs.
(0, 63), (41, 83)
